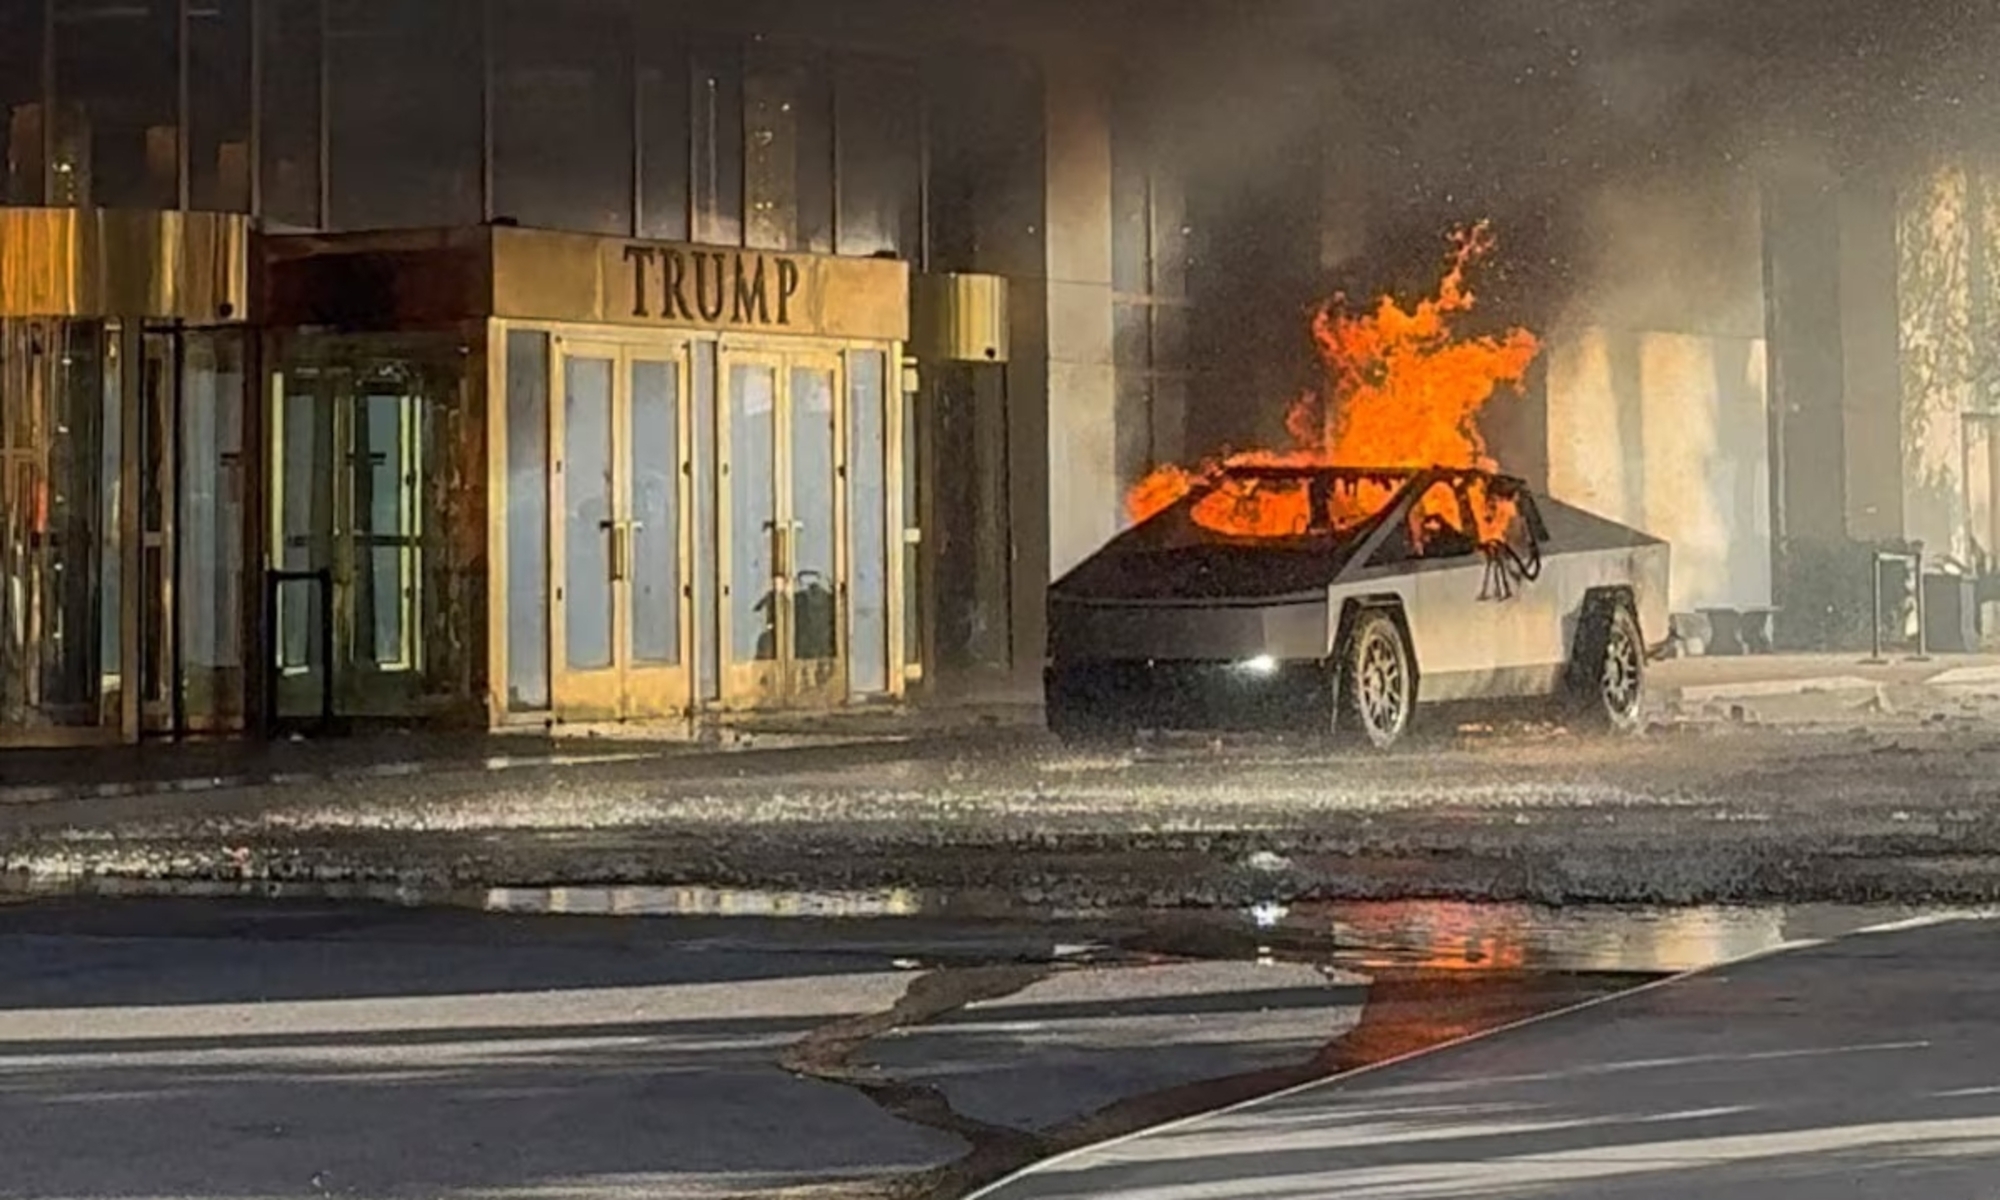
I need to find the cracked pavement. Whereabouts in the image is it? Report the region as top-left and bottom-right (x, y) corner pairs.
(0, 897), (1632, 1200)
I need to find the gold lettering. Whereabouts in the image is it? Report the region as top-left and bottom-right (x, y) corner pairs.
(616, 243), (824, 331)
(776, 258), (802, 327)
(695, 252), (727, 322)
(622, 245), (657, 318)
(731, 254), (770, 325)
(663, 249), (692, 321)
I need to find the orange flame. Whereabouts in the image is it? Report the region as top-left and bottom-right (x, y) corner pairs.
(1125, 223), (1541, 543)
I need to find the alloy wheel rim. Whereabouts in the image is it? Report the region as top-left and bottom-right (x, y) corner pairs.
(1602, 622), (1642, 715)
(1359, 630), (1406, 734)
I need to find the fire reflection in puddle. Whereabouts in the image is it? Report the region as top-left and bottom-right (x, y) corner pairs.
(5, 871), (1982, 980)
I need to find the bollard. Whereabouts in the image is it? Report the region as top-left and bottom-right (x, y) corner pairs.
(1912, 547), (1931, 662)
(1869, 553), (1886, 664)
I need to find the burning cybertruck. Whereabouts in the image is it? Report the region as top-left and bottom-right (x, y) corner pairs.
(1045, 465), (1669, 748)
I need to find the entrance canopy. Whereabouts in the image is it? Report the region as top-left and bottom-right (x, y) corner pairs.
(0, 208), (250, 323)
(263, 225), (910, 342)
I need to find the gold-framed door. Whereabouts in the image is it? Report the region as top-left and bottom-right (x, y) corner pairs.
(271, 360), (427, 716)
(716, 344), (848, 710)
(549, 336), (694, 721)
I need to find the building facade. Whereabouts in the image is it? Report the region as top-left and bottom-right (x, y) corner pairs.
(0, 0), (1158, 743)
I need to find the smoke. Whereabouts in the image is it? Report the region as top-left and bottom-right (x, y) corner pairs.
(1090, 0), (2000, 456)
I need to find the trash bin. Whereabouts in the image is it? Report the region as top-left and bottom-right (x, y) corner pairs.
(1924, 572), (1979, 652)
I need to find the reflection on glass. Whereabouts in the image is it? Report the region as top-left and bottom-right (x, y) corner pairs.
(504, 331), (550, 711)
(180, 333), (246, 723)
(564, 356), (615, 672)
(188, 0), (253, 212)
(139, 333), (171, 708)
(902, 385), (923, 675)
(744, 67), (799, 251)
(692, 43), (744, 247)
(491, 0), (632, 234)
(277, 378), (325, 671)
(847, 352), (889, 695)
(0, 3), (42, 205)
(48, 325), (107, 716)
(692, 342), (720, 699)
(258, 0), (322, 229)
(790, 367), (837, 662)
(53, 0), (179, 209)
(835, 60), (921, 259)
(99, 331), (121, 684)
(629, 360), (680, 666)
(728, 363), (776, 664)
(637, 19), (689, 241)
(355, 392), (412, 668)
(270, 336), (480, 718)
(325, 0), (482, 230)
(0, 321), (113, 730)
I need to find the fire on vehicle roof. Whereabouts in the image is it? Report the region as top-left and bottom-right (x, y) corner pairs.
(1046, 226), (1670, 749)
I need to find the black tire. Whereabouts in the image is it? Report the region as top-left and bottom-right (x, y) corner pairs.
(1338, 609), (1416, 750)
(1570, 599), (1645, 734)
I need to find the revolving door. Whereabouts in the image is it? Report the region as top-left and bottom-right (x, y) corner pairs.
(0, 319), (251, 743)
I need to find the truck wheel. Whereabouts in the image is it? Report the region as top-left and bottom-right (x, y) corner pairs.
(1571, 600), (1645, 734)
(1340, 609), (1415, 750)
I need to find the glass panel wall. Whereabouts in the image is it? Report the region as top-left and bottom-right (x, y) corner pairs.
(179, 330), (248, 726)
(3, 7), (930, 256)
(492, 0), (632, 235)
(691, 38), (744, 247)
(636, 16), (689, 242)
(0, 0), (44, 204)
(744, 47), (831, 254)
(847, 349), (890, 695)
(837, 59), (921, 260)
(325, 0), (481, 230)
(788, 364), (836, 659)
(727, 361), (775, 664)
(561, 354), (615, 672)
(259, 0), (322, 229)
(52, 0), (179, 209)
(187, 0), (252, 212)
(628, 359), (680, 666)
(0, 319), (119, 735)
(503, 329), (550, 712)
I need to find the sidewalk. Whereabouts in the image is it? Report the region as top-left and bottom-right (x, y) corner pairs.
(974, 912), (2000, 1199)
(0, 699), (1044, 806)
(1651, 651), (2000, 723)
(0, 653), (1992, 809)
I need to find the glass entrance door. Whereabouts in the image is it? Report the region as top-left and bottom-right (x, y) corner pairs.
(272, 355), (442, 718)
(0, 320), (119, 740)
(719, 347), (847, 709)
(551, 339), (692, 721)
(0, 320), (247, 743)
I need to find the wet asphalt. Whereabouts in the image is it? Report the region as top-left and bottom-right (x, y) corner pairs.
(8, 715), (2000, 907)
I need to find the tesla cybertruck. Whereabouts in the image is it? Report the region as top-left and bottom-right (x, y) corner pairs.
(1045, 466), (1669, 748)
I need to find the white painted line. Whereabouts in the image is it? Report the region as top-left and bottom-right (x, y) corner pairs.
(1926, 665), (2000, 687)
(962, 928), (1886, 1199)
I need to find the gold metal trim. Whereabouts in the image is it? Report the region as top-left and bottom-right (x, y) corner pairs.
(0, 207), (251, 321)
(912, 272), (1011, 363)
(492, 227), (910, 342)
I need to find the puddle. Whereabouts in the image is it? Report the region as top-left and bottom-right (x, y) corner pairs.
(1268, 900), (1981, 975)
(4, 871), (1984, 980)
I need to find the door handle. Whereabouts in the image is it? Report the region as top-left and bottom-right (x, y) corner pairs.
(602, 519), (629, 582)
(773, 521), (793, 579)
